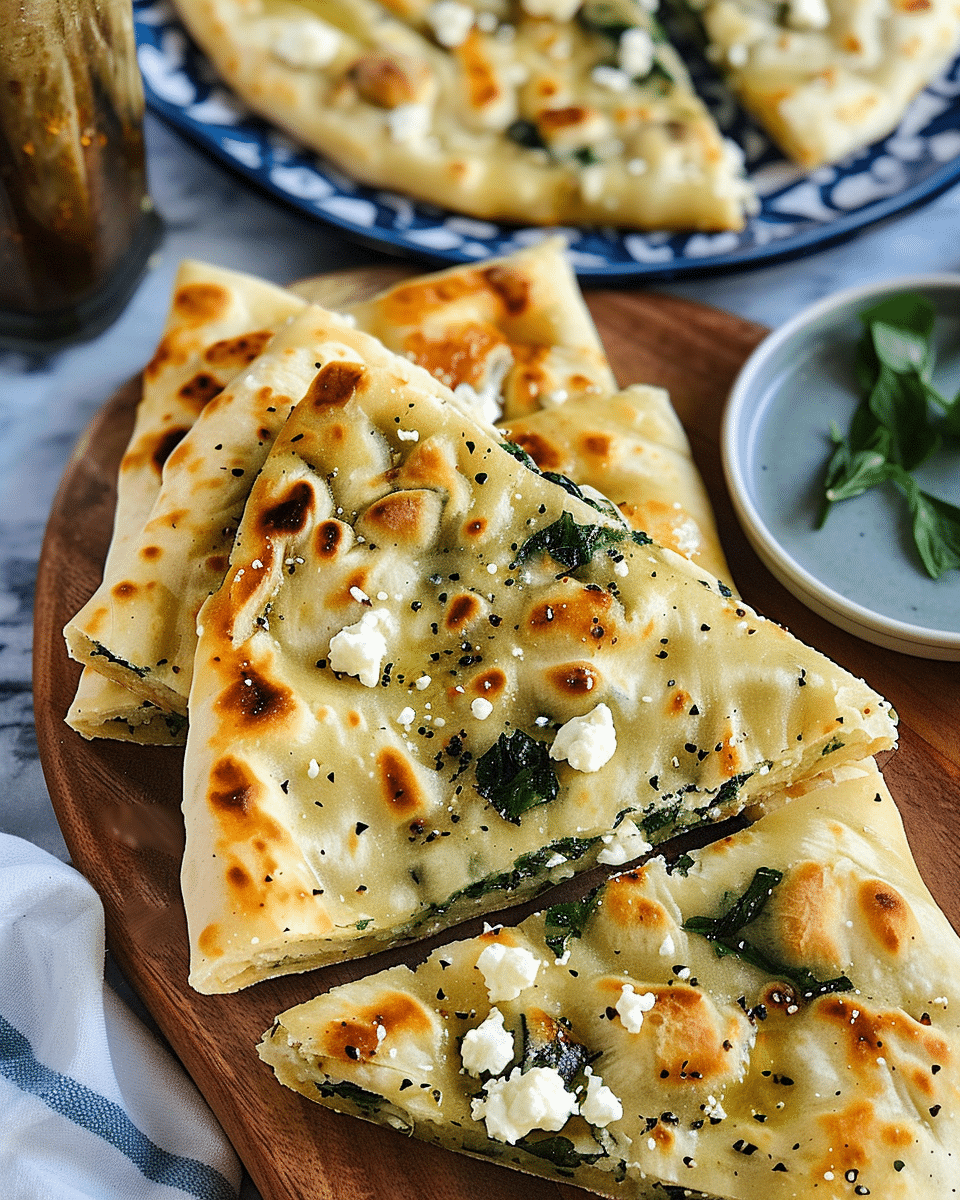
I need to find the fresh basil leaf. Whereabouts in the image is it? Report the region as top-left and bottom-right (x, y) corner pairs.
(543, 885), (603, 958)
(867, 364), (940, 470)
(823, 449), (896, 505)
(894, 472), (960, 579)
(475, 729), (559, 825)
(870, 320), (931, 376)
(860, 291), (937, 341)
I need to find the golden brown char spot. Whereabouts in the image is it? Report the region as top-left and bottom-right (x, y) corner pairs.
(216, 665), (295, 726)
(208, 756), (260, 818)
(456, 28), (500, 108)
(526, 586), (617, 644)
(305, 361), (366, 409)
(480, 265), (531, 317)
(642, 986), (743, 1083)
(177, 372), (223, 410)
(667, 688), (691, 716)
(538, 106), (592, 134)
(144, 332), (187, 379)
(204, 329), (273, 369)
(124, 426), (189, 477)
(320, 992), (433, 1063)
(545, 662), (600, 696)
(403, 321), (506, 389)
(817, 997), (948, 1072)
(206, 553), (229, 574)
(315, 520), (346, 560)
(362, 492), (433, 542)
(112, 581), (138, 599)
(446, 592), (483, 630)
(602, 872), (669, 931)
(140, 545), (162, 561)
(333, 569), (371, 609)
(348, 711), (362, 728)
(504, 430), (563, 471)
(857, 879), (917, 954)
(464, 517), (487, 537)
(379, 274), (475, 325)
(197, 924), (223, 958)
(580, 432), (612, 459)
(257, 480), (315, 536)
(378, 748), (426, 818)
(349, 52), (431, 108)
(173, 282), (230, 325)
(472, 668), (507, 697)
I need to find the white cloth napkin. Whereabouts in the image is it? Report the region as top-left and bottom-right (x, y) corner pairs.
(0, 833), (241, 1200)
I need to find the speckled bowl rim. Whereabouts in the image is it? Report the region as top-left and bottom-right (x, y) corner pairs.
(721, 274), (960, 661)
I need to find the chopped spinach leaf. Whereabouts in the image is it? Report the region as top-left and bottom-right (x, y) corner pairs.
(315, 1078), (382, 1116)
(515, 511), (628, 571)
(475, 729), (559, 824)
(520, 1011), (597, 1085)
(517, 1135), (606, 1170)
(500, 441), (541, 473)
(543, 884), (603, 958)
(683, 867), (853, 1000)
(507, 119), (547, 150)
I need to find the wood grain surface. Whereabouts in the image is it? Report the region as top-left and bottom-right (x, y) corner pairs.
(34, 267), (960, 1200)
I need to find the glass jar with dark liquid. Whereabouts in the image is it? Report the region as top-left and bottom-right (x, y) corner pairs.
(0, 0), (162, 351)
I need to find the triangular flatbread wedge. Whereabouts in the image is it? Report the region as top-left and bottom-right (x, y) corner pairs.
(180, 343), (894, 993)
(259, 758), (959, 1199)
(691, 0), (960, 168)
(170, 0), (756, 230)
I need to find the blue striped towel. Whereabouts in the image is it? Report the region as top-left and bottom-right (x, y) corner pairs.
(0, 834), (241, 1199)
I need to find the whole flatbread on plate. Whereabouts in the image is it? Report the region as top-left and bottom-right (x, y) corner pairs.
(179, 334), (895, 993)
(169, 0), (756, 230)
(259, 757), (959, 1199)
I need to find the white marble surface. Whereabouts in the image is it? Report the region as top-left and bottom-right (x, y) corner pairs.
(1, 110), (958, 1196)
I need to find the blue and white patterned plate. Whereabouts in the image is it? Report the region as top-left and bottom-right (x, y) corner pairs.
(135, 0), (960, 280)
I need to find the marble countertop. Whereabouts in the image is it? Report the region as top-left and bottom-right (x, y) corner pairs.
(2, 110), (959, 1196)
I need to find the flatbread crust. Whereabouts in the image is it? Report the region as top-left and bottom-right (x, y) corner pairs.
(180, 340), (894, 993)
(692, 0), (960, 167)
(259, 758), (960, 1199)
(169, 0), (756, 229)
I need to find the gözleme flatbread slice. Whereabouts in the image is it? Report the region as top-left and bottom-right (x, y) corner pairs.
(259, 758), (960, 1199)
(689, 0), (960, 168)
(170, 0), (756, 230)
(180, 340), (895, 993)
(66, 260), (308, 743)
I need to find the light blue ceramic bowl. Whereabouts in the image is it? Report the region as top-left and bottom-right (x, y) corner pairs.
(722, 275), (960, 660)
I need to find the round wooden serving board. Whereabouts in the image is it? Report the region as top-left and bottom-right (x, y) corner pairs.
(34, 267), (960, 1200)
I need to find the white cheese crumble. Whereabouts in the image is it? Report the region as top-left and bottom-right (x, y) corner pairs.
(415, 674), (431, 690)
(387, 103), (431, 144)
(659, 933), (676, 957)
(580, 1071), (623, 1127)
(591, 65), (631, 92)
(397, 706), (416, 725)
(460, 1007), (515, 1077)
(787, 0), (830, 29)
(597, 818), (652, 866)
(471, 1066), (578, 1144)
(476, 942), (541, 1002)
(349, 585), (370, 604)
(307, 758), (320, 778)
(269, 18), (341, 68)
(426, 0), (475, 46)
(327, 609), (391, 687)
(454, 380), (503, 427)
(549, 703), (617, 773)
(520, 0), (582, 16)
(471, 697), (494, 720)
(704, 1094), (727, 1121)
(616, 983), (656, 1033)
(619, 28), (654, 78)
(396, 428), (420, 442)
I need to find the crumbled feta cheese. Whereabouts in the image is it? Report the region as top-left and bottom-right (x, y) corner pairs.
(597, 818), (652, 866)
(476, 942), (541, 1001)
(659, 933), (676, 957)
(387, 103), (431, 144)
(397, 706), (416, 725)
(580, 1072), (623, 1127)
(520, 0), (582, 17)
(426, 0), (475, 46)
(349, 586), (370, 604)
(619, 28), (654, 78)
(471, 1066), (578, 1143)
(726, 42), (749, 67)
(269, 18), (341, 68)
(704, 1094), (727, 1121)
(307, 758), (320, 778)
(397, 428), (420, 442)
(627, 157), (648, 175)
(549, 703), (617, 773)
(616, 983), (656, 1033)
(471, 697), (494, 720)
(460, 1007), (515, 1077)
(328, 609), (391, 687)
(786, 0), (830, 29)
(591, 65), (631, 92)
(415, 675), (431, 690)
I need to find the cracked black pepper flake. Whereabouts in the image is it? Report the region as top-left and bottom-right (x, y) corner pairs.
(399, 1079), (413, 1091)
(356, 822), (368, 835)
(930, 1104), (942, 1117)
(732, 1140), (758, 1156)
(475, 472), (488, 484)
(345, 1046), (360, 1061)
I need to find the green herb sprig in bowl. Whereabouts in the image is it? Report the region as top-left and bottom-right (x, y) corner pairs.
(818, 292), (960, 579)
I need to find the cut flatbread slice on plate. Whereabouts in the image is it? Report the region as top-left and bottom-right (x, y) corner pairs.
(65, 261), (308, 744)
(501, 384), (733, 585)
(181, 344), (895, 993)
(689, 0), (960, 167)
(334, 237), (617, 422)
(259, 757), (959, 1199)
(170, 0), (756, 230)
